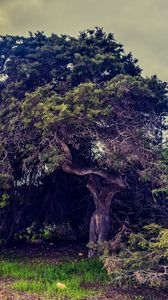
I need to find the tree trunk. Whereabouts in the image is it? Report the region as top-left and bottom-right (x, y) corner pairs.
(88, 212), (110, 257)
(87, 174), (120, 257)
(60, 142), (127, 256)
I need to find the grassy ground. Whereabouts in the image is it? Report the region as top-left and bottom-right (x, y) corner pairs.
(0, 256), (107, 299)
(0, 244), (167, 300)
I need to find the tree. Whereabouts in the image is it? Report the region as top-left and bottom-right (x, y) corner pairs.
(0, 28), (167, 255)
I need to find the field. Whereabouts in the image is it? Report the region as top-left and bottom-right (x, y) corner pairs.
(0, 243), (167, 300)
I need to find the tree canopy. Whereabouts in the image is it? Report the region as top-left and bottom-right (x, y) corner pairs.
(0, 28), (167, 251)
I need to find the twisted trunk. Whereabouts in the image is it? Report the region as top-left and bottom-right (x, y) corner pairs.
(87, 174), (122, 257)
(61, 142), (126, 256)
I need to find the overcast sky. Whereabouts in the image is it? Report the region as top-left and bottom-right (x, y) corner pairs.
(0, 0), (167, 81)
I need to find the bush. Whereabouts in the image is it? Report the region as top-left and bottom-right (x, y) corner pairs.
(101, 224), (168, 288)
(14, 222), (76, 242)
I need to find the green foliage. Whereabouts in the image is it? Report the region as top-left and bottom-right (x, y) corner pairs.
(152, 145), (168, 200)
(0, 192), (8, 208)
(105, 75), (154, 102)
(20, 82), (111, 132)
(102, 224), (168, 288)
(153, 187), (168, 200)
(0, 29), (166, 185)
(39, 146), (64, 174)
(14, 222), (77, 242)
(0, 173), (12, 190)
(0, 28), (141, 98)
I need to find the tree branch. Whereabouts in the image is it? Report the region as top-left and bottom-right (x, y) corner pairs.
(60, 141), (127, 190)
(62, 163), (127, 189)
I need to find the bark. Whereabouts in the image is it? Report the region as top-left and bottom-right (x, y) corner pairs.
(87, 174), (123, 257)
(60, 142), (127, 257)
(63, 162), (126, 256)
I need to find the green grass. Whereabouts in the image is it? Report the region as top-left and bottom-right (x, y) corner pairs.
(0, 256), (108, 299)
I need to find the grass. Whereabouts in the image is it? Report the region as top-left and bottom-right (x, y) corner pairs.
(0, 256), (108, 299)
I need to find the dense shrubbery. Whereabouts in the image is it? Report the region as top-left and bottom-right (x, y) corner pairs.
(14, 222), (77, 242)
(102, 224), (168, 288)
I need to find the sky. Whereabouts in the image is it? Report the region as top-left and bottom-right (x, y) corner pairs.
(0, 0), (167, 81)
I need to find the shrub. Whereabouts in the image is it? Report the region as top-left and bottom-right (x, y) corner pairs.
(14, 222), (76, 242)
(101, 224), (168, 288)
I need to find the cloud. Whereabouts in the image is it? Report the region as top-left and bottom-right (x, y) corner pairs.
(0, 0), (167, 81)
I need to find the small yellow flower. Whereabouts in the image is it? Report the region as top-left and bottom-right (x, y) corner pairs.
(56, 282), (66, 289)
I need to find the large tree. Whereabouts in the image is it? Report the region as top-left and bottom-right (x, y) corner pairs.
(0, 28), (167, 255)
